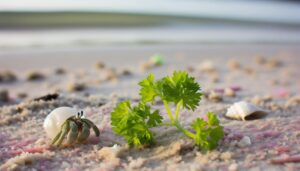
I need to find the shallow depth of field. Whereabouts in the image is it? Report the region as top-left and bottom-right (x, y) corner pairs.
(0, 0), (300, 170)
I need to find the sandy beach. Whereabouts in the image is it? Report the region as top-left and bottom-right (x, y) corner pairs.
(0, 43), (300, 170)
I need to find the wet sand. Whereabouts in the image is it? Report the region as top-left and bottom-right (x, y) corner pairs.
(0, 44), (300, 170)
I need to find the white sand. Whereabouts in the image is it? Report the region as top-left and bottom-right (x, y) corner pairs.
(0, 44), (300, 170)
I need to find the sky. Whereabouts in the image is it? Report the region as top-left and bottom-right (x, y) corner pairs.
(0, 0), (300, 24)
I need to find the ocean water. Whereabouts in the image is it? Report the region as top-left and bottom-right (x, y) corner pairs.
(1, 25), (300, 49)
(0, 0), (300, 48)
(1, 0), (300, 24)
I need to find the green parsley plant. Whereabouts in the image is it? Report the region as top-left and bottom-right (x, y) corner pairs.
(139, 71), (224, 150)
(111, 71), (224, 150)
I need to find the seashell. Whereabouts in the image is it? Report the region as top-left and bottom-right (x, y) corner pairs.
(225, 101), (268, 121)
(43, 107), (77, 140)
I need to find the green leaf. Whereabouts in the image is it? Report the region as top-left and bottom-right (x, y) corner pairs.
(146, 109), (162, 127)
(161, 71), (202, 110)
(139, 71), (202, 111)
(191, 112), (224, 151)
(110, 101), (162, 148)
(139, 74), (158, 103)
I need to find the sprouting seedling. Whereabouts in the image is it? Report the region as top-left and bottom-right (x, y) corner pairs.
(139, 71), (224, 151)
(111, 71), (224, 150)
(44, 107), (100, 147)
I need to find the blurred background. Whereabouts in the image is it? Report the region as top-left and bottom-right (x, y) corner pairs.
(0, 0), (300, 104)
(1, 0), (300, 48)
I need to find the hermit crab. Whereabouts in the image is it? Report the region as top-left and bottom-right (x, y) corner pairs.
(43, 107), (100, 146)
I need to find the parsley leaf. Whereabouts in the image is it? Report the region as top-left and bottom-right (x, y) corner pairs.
(139, 74), (158, 103)
(161, 71), (202, 110)
(139, 71), (201, 110)
(191, 112), (224, 151)
(111, 101), (162, 147)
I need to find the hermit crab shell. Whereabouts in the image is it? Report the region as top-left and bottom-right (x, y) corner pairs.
(43, 107), (77, 139)
(225, 101), (268, 121)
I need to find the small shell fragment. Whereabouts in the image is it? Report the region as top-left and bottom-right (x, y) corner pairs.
(225, 101), (268, 121)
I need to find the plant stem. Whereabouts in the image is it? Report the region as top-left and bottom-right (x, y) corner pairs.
(158, 122), (173, 126)
(175, 101), (182, 120)
(163, 100), (174, 121)
(174, 121), (195, 139)
(162, 100), (195, 140)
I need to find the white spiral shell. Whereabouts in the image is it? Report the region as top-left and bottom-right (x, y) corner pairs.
(225, 101), (268, 121)
(43, 107), (77, 139)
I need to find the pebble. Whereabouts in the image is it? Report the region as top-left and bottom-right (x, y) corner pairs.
(0, 71), (17, 83)
(228, 163), (238, 171)
(211, 74), (220, 83)
(220, 152), (233, 161)
(285, 96), (300, 108)
(26, 71), (45, 81)
(244, 67), (255, 75)
(210, 72), (220, 83)
(127, 157), (146, 169)
(208, 90), (223, 102)
(266, 59), (282, 69)
(54, 68), (66, 75)
(139, 62), (153, 71)
(237, 136), (251, 148)
(121, 69), (132, 76)
(186, 66), (195, 72)
(0, 89), (9, 102)
(251, 95), (272, 105)
(67, 82), (86, 92)
(255, 56), (266, 65)
(199, 61), (216, 73)
(97, 144), (124, 166)
(95, 61), (106, 69)
(33, 93), (59, 101)
(17, 92), (28, 99)
(267, 102), (281, 111)
(251, 96), (263, 105)
(104, 68), (118, 81)
(224, 88), (236, 97)
(227, 59), (241, 70)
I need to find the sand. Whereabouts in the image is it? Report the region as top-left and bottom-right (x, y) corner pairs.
(0, 44), (300, 170)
